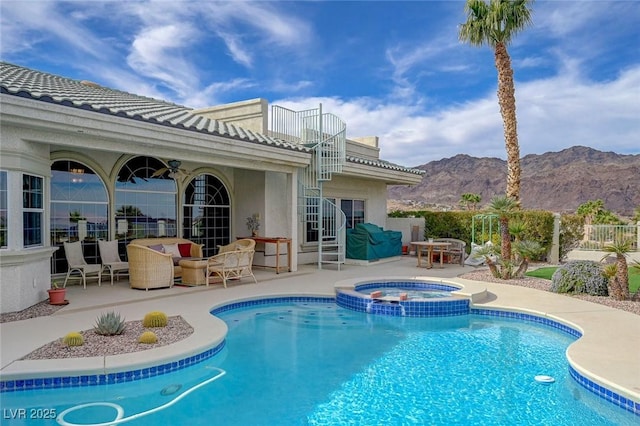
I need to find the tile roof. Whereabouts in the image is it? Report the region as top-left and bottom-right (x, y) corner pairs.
(346, 156), (424, 175)
(0, 62), (304, 152)
(1, 62), (423, 175)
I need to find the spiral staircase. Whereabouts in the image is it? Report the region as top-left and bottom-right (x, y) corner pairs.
(271, 104), (347, 269)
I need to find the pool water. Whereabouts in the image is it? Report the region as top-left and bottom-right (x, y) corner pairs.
(364, 287), (451, 299)
(1, 301), (636, 425)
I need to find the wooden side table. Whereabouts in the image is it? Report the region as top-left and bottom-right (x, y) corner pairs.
(240, 236), (292, 273)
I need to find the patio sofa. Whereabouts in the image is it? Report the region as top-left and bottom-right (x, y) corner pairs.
(346, 223), (402, 261)
(127, 238), (204, 290)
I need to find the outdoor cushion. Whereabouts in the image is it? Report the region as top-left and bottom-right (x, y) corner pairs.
(163, 243), (181, 258)
(178, 243), (192, 257)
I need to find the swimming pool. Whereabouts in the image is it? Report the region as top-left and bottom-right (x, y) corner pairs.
(1, 299), (636, 425)
(336, 279), (469, 316)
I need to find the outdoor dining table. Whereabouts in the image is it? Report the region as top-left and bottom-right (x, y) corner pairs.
(411, 241), (452, 269)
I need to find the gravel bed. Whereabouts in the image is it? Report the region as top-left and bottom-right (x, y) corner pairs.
(0, 300), (65, 323)
(21, 316), (193, 360)
(459, 268), (640, 316)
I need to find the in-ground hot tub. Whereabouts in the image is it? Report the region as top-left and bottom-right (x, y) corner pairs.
(335, 279), (470, 317)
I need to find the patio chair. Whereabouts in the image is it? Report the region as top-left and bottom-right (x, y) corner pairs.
(207, 242), (257, 288)
(98, 239), (129, 285)
(126, 244), (175, 290)
(62, 241), (102, 289)
(217, 238), (255, 254)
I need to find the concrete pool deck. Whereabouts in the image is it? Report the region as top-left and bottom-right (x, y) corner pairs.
(1, 256), (639, 411)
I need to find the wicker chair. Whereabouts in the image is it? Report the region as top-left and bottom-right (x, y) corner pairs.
(63, 241), (102, 289)
(217, 238), (255, 254)
(207, 240), (256, 288)
(98, 239), (129, 285)
(126, 244), (174, 290)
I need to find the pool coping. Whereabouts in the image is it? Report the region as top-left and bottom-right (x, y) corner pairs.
(1, 276), (638, 416)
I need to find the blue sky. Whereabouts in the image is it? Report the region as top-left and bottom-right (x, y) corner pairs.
(1, 0), (638, 167)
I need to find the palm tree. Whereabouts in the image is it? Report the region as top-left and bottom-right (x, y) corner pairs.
(576, 199), (605, 226)
(460, 193), (482, 211)
(602, 239), (631, 300)
(459, 0), (534, 202)
(513, 240), (543, 278)
(487, 195), (520, 278)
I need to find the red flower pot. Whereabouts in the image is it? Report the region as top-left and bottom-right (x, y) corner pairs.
(48, 288), (67, 305)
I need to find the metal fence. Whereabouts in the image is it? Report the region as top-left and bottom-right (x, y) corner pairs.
(579, 223), (640, 251)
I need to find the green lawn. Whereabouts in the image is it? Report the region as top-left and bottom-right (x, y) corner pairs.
(526, 265), (640, 294)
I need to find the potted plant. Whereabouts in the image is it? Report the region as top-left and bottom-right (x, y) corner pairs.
(48, 280), (67, 305)
(246, 214), (260, 237)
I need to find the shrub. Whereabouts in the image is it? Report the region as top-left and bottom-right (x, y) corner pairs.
(550, 261), (608, 296)
(138, 331), (158, 344)
(94, 311), (126, 336)
(143, 311), (168, 328)
(63, 332), (84, 347)
(559, 214), (584, 261)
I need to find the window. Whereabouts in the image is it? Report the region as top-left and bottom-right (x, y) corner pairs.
(23, 174), (44, 247)
(183, 174), (231, 257)
(0, 171), (6, 248)
(116, 157), (177, 243)
(304, 197), (365, 244)
(341, 199), (365, 229)
(50, 161), (108, 273)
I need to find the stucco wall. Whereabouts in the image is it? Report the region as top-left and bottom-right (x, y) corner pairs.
(1, 125), (57, 313)
(323, 175), (388, 226)
(385, 217), (426, 245)
(1, 249), (57, 313)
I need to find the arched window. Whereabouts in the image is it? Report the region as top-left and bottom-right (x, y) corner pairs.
(116, 157), (177, 243)
(50, 160), (108, 274)
(183, 174), (230, 257)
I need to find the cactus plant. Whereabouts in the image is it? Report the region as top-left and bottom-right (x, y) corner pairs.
(63, 332), (84, 346)
(143, 311), (168, 328)
(138, 331), (158, 344)
(94, 311), (126, 336)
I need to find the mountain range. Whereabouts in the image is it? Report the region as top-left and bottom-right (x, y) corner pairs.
(387, 146), (640, 216)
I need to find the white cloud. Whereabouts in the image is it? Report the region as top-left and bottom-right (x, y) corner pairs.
(0, 1), (115, 58)
(1, 0), (637, 168)
(275, 65), (640, 167)
(127, 23), (201, 98)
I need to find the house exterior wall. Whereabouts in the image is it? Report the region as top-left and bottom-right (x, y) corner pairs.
(191, 98), (268, 134)
(0, 124), (59, 312)
(323, 175), (389, 225)
(0, 72), (422, 312)
(346, 137), (380, 161)
(296, 174), (390, 266)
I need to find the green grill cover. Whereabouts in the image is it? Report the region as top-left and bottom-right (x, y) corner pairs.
(346, 223), (402, 260)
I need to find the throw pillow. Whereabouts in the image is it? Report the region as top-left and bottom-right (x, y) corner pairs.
(163, 243), (182, 258)
(178, 243), (192, 257)
(149, 244), (164, 253)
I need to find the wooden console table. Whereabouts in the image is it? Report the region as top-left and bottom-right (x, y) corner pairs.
(240, 236), (292, 274)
